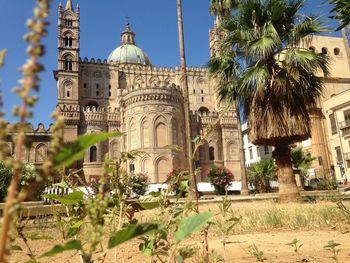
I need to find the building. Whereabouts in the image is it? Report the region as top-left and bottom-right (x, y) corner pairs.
(241, 122), (273, 167)
(48, 0), (242, 183)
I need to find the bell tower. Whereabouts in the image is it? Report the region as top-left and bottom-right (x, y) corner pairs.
(56, 0), (80, 104)
(55, 0), (81, 143)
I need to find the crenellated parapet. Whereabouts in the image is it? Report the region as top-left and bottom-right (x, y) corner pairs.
(81, 106), (121, 125)
(56, 104), (80, 125)
(220, 111), (238, 128)
(189, 110), (237, 128)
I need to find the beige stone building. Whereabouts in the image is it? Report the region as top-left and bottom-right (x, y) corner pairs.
(53, 0), (242, 183)
(296, 35), (350, 181)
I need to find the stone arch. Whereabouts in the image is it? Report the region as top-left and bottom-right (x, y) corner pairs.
(35, 143), (47, 163)
(149, 76), (160, 87)
(63, 53), (74, 71)
(321, 47), (328, 54)
(227, 141), (238, 159)
(141, 117), (150, 148)
(155, 157), (170, 183)
(129, 119), (138, 149)
(109, 139), (120, 159)
(89, 146), (97, 162)
(209, 146), (215, 161)
(334, 47), (341, 56)
(62, 79), (73, 98)
(198, 106), (209, 114)
(133, 75), (145, 88)
(154, 115), (167, 147)
(85, 100), (99, 109)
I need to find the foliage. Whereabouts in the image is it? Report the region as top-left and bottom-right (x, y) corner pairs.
(247, 159), (276, 193)
(209, 0), (330, 202)
(286, 238), (303, 262)
(0, 161), (12, 202)
(209, 0), (239, 20)
(315, 177), (338, 190)
(166, 169), (189, 197)
(324, 240), (341, 263)
(0, 49), (6, 67)
(207, 165), (234, 194)
(213, 194), (240, 261)
(291, 147), (315, 181)
(329, 0), (350, 30)
(129, 172), (149, 196)
(0, 161), (43, 202)
(248, 244), (266, 262)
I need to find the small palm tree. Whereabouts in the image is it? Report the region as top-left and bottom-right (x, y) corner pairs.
(211, 0), (330, 202)
(248, 158), (276, 193)
(291, 147), (316, 187)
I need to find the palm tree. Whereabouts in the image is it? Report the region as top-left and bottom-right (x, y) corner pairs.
(291, 147), (316, 187)
(212, 0), (330, 202)
(329, 0), (350, 30)
(209, 0), (250, 195)
(176, 0), (198, 205)
(247, 158), (276, 193)
(209, 0), (239, 23)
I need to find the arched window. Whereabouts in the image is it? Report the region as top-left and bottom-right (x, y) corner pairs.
(156, 123), (167, 147)
(334, 48), (340, 56)
(65, 19), (73, 27)
(321, 47), (328, 54)
(198, 106), (209, 114)
(156, 158), (169, 182)
(66, 91), (70, 97)
(130, 123), (137, 149)
(64, 55), (73, 71)
(209, 146), (215, 161)
(35, 143), (47, 162)
(64, 36), (73, 48)
(89, 146), (97, 162)
(309, 46), (315, 52)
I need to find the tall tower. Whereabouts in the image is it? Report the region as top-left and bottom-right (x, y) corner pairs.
(55, 0), (80, 142)
(56, 0), (80, 104)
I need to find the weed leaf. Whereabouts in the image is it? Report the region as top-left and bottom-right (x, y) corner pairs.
(108, 223), (162, 249)
(175, 212), (212, 243)
(54, 131), (121, 169)
(42, 191), (84, 205)
(41, 240), (82, 257)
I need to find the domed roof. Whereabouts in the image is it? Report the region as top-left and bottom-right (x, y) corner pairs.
(108, 23), (151, 66)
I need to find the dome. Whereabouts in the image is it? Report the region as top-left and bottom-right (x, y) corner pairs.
(107, 23), (151, 66)
(108, 44), (151, 65)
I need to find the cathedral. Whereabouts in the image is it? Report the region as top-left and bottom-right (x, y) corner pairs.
(50, 0), (242, 183)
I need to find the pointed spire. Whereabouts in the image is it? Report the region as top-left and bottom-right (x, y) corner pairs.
(121, 23), (136, 45)
(58, 2), (62, 11)
(76, 3), (80, 15)
(65, 0), (74, 11)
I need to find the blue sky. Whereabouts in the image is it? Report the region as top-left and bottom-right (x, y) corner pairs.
(0, 0), (341, 127)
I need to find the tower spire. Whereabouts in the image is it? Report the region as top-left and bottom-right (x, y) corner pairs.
(65, 0), (74, 11)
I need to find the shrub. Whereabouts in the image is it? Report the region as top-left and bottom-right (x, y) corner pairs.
(207, 165), (233, 195)
(166, 169), (189, 196)
(129, 173), (149, 196)
(0, 161), (12, 202)
(0, 161), (42, 201)
(247, 159), (277, 193)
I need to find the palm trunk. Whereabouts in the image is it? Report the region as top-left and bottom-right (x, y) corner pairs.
(176, 0), (198, 203)
(236, 104), (249, 195)
(274, 143), (301, 202)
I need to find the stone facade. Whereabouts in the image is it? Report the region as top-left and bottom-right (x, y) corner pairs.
(51, 1), (242, 183)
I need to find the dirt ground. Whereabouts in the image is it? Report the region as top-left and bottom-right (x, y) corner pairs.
(9, 200), (350, 263)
